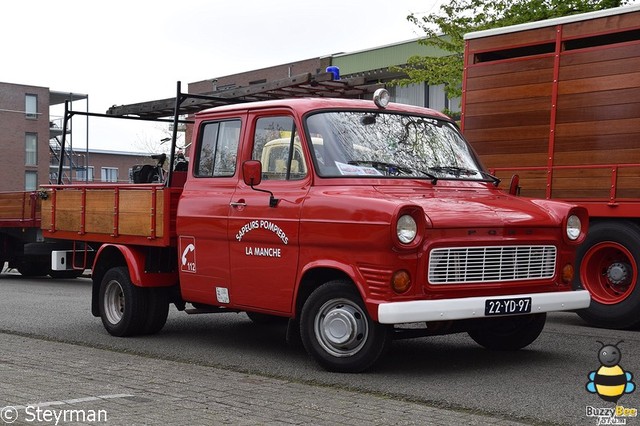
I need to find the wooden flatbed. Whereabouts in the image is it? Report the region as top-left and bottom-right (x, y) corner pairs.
(40, 184), (181, 247)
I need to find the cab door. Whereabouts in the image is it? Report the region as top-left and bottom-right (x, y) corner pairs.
(177, 116), (244, 306)
(228, 113), (310, 313)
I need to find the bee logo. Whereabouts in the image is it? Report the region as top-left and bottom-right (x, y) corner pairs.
(586, 341), (635, 403)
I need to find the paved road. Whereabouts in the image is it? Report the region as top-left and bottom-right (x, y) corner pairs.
(0, 332), (527, 425)
(0, 271), (639, 425)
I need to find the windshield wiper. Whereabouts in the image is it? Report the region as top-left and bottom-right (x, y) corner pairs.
(428, 166), (500, 186)
(349, 160), (438, 184)
(478, 170), (501, 186)
(415, 169), (438, 184)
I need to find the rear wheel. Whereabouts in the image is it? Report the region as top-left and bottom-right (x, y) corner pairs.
(468, 313), (546, 351)
(99, 266), (148, 336)
(142, 288), (169, 335)
(574, 221), (640, 329)
(300, 280), (391, 373)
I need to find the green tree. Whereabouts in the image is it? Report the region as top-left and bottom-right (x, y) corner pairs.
(395, 0), (629, 99)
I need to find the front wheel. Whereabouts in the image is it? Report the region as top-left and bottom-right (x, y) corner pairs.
(468, 313), (546, 351)
(300, 280), (391, 373)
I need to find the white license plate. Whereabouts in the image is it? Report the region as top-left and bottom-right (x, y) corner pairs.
(485, 297), (532, 316)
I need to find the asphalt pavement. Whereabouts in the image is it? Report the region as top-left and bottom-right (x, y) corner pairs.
(0, 331), (529, 426)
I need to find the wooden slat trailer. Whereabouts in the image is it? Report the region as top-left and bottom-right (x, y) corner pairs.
(461, 5), (640, 328)
(0, 190), (85, 277)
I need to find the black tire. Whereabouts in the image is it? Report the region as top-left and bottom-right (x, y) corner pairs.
(49, 270), (85, 279)
(98, 266), (148, 337)
(246, 312), (288, 325)
(142, 287), (169, 335)
(468, 313), (546, 351)
(300, 280), (392, 373)
(17, 259), (50, 277)
(573, 221), (640, 329)
(17, 266), (49, 277)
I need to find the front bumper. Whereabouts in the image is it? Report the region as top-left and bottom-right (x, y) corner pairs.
(377, 290), (590, 324)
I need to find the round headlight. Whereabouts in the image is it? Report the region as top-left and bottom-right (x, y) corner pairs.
(397, 215), (417, 244)
(566, 214), (581, 240)
(373, 88), (390, 108)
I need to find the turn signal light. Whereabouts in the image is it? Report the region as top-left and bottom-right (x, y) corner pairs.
(562, 263), (574, 284)
(391, 270), (411, 294)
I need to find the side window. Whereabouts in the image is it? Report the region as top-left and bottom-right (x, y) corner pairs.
(252, 116), (307, 181)
(195, 120), (241, 177)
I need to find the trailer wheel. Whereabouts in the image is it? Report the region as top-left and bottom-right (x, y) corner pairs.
(99, 266), (147, 337)
(574, 221), (640, 329)
(468, 313), (546, 351)
(17, 258), (50, 277)
(49, 270), (84, 279)
(17, 266), (49, 277)
(300, 280), (391, 373)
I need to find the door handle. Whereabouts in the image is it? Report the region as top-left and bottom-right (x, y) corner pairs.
(230, 200), (247, 208)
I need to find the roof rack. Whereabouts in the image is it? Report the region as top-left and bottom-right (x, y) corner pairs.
(106, 72), (383, 118)
(58, 75), (383, 186)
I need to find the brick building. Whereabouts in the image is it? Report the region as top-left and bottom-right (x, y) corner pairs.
(0, 82), (53, 191)
(0, 82), (161, 190)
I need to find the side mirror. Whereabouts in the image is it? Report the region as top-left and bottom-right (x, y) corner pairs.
(242, 160), (279, 207)
(243, 160), (262, 186)
(509, 174), (521, 196)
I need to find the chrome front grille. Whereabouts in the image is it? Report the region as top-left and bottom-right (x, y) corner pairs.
(428, 245), (557, 284)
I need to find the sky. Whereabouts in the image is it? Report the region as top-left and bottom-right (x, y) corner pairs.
(2, 0), (440, 152)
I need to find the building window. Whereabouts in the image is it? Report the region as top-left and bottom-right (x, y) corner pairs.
(25, 133), (37, 165)
(101, 167), (118, 182)
(25, 171), (38, 190)
(25, 94), (37, 119)
(76, 166), (94, 182)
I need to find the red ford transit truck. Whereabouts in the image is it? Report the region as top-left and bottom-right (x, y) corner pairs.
(41, 79), (590, 372)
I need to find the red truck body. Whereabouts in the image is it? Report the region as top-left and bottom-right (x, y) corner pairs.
(461, 5), (640, 329)
(40, 89), (590, 372)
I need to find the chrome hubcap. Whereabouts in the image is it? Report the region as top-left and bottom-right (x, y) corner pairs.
(314, 298), (368, 357)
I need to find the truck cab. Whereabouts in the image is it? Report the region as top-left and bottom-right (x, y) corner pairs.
(169, 90), (590, 372)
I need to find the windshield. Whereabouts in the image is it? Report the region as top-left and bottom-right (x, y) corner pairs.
(305, 111), (488, 181)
